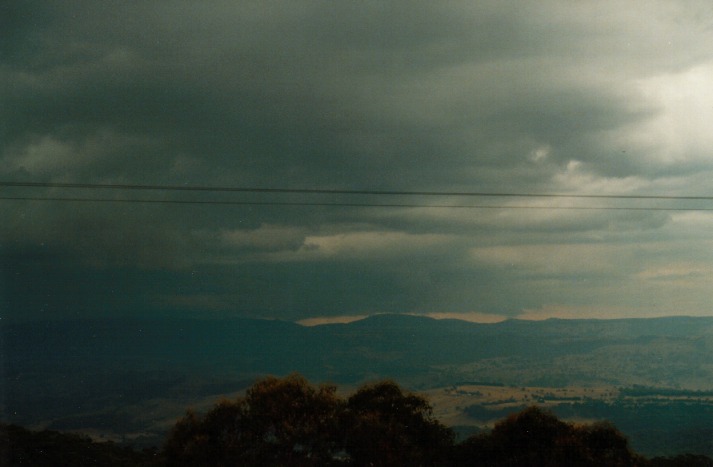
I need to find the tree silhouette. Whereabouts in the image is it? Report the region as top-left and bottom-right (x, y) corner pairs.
(162, 373), (343, 466)
(454, 406), (641, 467)
(5, 381), (713, 467)
(162, 375), (454, 466)
(238, 374), (343, 465)
(161, 375), (702, 467)
(575, 421), (639, 467)
(344, 381), (454, 467)
(0, 423), (157, 467)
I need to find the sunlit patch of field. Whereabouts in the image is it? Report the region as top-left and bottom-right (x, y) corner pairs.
(426, 382), (713, 432)
(425, 384), (620, 427)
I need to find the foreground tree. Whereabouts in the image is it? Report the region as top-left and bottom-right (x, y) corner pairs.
(163, 374), (343, 466)
(239, 374), (344, 465)
(162, 374), (707, 467)
(5, 378), (711, 466)
(454, 406), (642, 467)
(163, 375), (453, 466)
(344, 381), (455, 466)
(0, 423), (157, 467)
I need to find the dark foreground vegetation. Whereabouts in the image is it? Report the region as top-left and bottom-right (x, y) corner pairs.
(2, 374), (712, 466)
(0, 424), (158, 467)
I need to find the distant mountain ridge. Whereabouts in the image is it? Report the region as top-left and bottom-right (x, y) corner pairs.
(3, 313), (713, 449)
(4, 313), (713, 384)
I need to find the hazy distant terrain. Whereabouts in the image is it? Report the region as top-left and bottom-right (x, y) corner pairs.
(2, 315), (713, 455)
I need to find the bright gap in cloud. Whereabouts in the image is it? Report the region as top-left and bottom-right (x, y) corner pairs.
(296, 315), (370, 326)
(518, 304), (713, 321)
(297, 311), (508, 326)
(632, 61), (713, 165)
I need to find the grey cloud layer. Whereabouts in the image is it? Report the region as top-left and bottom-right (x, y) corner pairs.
(3, 1), (713, 320)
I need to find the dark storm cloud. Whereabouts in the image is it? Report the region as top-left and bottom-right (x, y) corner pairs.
(1, 1), (651, 186)
(3, 1), (713, 321)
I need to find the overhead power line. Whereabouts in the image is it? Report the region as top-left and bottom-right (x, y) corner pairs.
(2, 196), (713, 211)
(2, 180), (713, 201)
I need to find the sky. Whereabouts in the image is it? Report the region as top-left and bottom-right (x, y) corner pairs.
(3, 1), (713, 323)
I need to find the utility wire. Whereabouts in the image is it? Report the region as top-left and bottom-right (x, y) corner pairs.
(2, 181), (713, 201)
(2, 196), (713, 211)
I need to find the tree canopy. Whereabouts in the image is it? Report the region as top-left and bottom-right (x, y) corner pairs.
(162, 375), (650, 467)
(344, 381), (454, 466)
(162, 374), (344, 466)
(4, 374), (709, 466)
(162, 374), (453, 466)
(0, 423), (156, 467)
(454, 406), (641, 467)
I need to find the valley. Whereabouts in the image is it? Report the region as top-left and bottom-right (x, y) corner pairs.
(3, 314), (713, 456)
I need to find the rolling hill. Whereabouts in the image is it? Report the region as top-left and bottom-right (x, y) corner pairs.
(2, 314), (713, 453)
